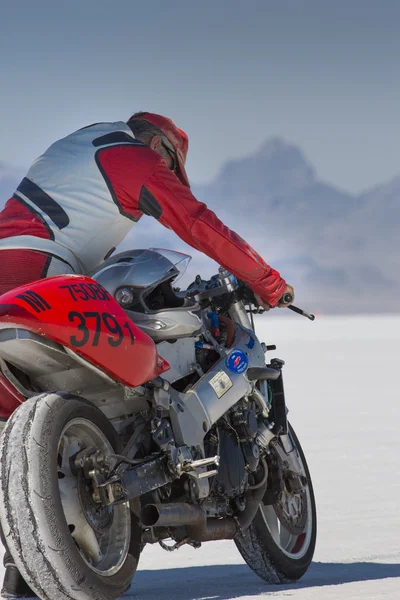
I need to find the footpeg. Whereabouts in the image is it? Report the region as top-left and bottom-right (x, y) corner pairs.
(178, 455), (220, 480)
(181, 456), (220, 472)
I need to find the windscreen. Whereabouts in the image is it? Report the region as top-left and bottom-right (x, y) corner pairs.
(149, 248), (191, 283)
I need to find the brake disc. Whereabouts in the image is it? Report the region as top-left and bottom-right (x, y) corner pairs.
(273, 487), (308, 535)
(77, 471), (114, 534)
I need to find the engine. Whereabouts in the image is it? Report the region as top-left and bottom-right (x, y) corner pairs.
(90, 249), (280, 534)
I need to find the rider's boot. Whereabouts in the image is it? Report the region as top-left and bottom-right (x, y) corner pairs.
(1, 523), (37, 598)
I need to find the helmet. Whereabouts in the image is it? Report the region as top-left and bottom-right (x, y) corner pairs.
(129, 112), (190, 187)
(90, 249), (203, 342)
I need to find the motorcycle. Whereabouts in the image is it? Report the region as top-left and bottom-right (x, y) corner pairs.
(0, 248), (316, 600)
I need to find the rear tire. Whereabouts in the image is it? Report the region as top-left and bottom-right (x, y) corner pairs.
(235, 424), (317, 583)
(0, 392), (142, 600)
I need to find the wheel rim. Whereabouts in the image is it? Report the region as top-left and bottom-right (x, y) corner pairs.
(259, 440), (313, 560)
(57, 418), (131, 576)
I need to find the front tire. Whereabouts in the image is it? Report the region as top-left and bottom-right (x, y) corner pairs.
(235, 424), (317, 583)
(0, 392), (142, 600)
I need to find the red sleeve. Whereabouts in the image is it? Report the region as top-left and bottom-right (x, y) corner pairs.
(97, 145), (286, 306)
(145, 160), (287, 307)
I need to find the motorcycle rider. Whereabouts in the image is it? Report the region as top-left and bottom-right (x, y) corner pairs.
(0, 111), (294, 597)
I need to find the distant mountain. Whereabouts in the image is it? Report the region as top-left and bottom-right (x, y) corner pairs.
(193, 138), (399, 314)
(356, 176), (400, 274)
(196, 138), (353, 222)
(0, 139), (398, 314)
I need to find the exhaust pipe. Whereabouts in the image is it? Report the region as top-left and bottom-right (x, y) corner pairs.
(140, 472), (268, 541)
(140, 502), (237, 540)
(140, 503), (205, 528)
(187, 474), (269, 542)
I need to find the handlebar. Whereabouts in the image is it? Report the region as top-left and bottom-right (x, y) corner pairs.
(278, 293), (315, 321)
(187, 273), (315, 321)
(287, 304), (315, 321)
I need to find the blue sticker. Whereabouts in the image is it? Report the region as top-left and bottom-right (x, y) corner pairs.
(246, 335), (255, 349)
(226, 349), (249, 374)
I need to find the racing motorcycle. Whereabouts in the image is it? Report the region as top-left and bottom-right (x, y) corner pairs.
(0, 248), (316, 600)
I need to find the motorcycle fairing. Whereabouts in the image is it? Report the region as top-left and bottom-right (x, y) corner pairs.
(0, 275), (169, 387)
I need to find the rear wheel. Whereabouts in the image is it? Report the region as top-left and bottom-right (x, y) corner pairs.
(235, 424), (316, 583)
(0, 392), (142, 600)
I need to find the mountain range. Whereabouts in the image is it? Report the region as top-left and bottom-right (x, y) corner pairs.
(1, 140), (399, 314)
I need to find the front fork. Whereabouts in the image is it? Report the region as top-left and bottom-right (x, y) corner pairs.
(269, 358), (288, 436)
(260, 359), (305, 483)
(260, 362), (307, 504)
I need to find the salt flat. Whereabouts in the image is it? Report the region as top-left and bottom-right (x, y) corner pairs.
(2, 315), (400, 599)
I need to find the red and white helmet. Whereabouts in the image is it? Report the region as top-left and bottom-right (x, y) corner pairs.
(129, 112), (190, 188)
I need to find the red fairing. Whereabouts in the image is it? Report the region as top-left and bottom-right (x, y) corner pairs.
(98, 146), (287, 307)
(0, 276), (170, 387)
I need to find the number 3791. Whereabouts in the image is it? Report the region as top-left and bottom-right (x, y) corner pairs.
(68, 311), (135, 348)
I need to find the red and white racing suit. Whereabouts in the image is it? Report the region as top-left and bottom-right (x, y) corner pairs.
(0, 121), (286, 417)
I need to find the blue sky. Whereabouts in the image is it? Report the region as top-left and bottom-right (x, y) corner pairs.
(1, 0), (400, 193)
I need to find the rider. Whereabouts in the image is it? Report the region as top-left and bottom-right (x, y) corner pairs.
(0, 111), (294, 597)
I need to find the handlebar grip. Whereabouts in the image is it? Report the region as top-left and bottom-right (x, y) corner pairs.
(280, 293), (293, 305)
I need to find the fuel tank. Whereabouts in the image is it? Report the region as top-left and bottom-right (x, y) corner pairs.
(0, 275), (169, 387)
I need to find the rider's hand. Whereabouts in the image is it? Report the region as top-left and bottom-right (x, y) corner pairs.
(255, 284), (295, 311)
(254, 294), (271, 311)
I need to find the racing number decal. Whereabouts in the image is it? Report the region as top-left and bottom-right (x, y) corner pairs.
(69, 312), (90, 347)
(68, 311), (135, 348)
